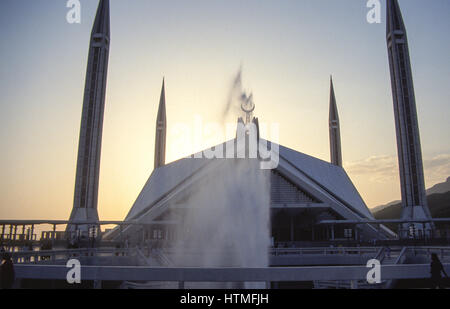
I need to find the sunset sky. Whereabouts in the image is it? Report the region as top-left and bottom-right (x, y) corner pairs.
(1, 0), (449, 222)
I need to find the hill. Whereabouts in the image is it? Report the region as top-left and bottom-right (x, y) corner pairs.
(371, 200), (401, 213)
(373, 177), (450, 217)
(427, 177), (450, 195)
(374, 191), (450, 229)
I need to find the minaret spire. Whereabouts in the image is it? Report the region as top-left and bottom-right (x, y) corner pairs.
(154, 78), (167, 169)
(92, 0), (110, 37)
(329, 76), (342, 167)
(386, 0), (432, 237)
(68, 0), (110, 232)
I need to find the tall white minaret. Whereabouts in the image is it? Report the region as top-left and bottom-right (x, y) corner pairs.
(329, 76), (342, 167)
(68, 0), (110, 230)
(154, 79), (167, 169)
(386, 0), (432, 237)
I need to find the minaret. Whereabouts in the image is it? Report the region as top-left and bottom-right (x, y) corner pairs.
(386, 0), (432, 236)
(329, 76), (342, 167)
(154, 79), (167, 169)
(68, 0), (110, 231)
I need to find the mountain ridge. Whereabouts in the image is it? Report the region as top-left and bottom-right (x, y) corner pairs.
(372, 177), (450, 213)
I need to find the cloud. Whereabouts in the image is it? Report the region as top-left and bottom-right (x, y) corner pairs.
(345, 154), (450, 186)
(345, 155), (398, 183)
(423, 154), (450, 185)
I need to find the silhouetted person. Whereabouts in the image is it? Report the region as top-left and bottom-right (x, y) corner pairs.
(1, 253), (15, 289)
(431, 253), (448, 289)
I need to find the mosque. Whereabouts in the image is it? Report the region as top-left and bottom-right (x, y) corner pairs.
(106, 77), (396, 246)
(68, 0), (432, 257)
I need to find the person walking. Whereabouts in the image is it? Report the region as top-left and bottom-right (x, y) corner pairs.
(0, 252), (15, 289)
(431, 253), (448, 289)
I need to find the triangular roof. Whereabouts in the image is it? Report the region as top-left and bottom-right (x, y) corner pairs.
(125, 157), (210, 221)
(277, 144), (373, 219)
(124, 139), (374, 222)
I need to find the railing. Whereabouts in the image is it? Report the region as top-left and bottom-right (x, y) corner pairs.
(314, 246), (447, 289)
(382, 247), (408, 289)
(313, 247), (389, 289)
(10, 248), (132, 264)
(394, 247), (407, 264)
(314, 280), (380, 289)
(13, 264), (450, 289)
(134, 247), (172, 267)
(374, 247), (385, 261)
(10, 246), (450, 264)
(408, 246), (450, 260)
(271, 246), (450, 260)
(271, 247), (380, 257)
(10, 245), (450, 289)
(1, 234), (37, 241)
(153, 249), (173, 266)
(274, 246), (446, 289)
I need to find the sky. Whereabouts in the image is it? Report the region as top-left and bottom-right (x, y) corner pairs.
(0, 0), (449, 222)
